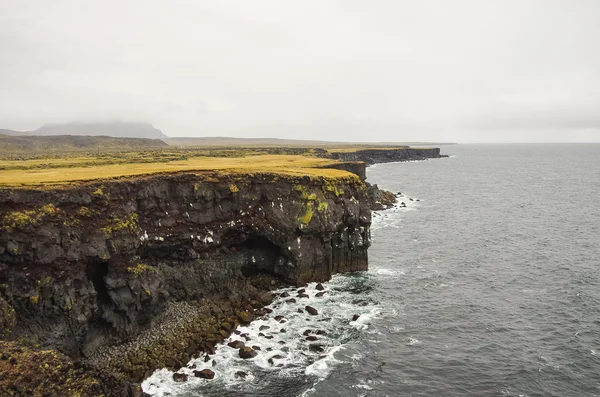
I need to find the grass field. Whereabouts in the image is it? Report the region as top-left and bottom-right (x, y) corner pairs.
(0, 154), (353, 186)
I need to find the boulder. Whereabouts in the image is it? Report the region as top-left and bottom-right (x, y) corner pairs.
(173, 372), (188, 382)
(239, 347), (258, 359)
(315, 283), (325, 291)
(193, 369), (215, 379)
(305, 306), (319, 315)
(227, 340), (245, 349)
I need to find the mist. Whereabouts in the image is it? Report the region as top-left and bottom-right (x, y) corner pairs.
(1, 0), (599, 143)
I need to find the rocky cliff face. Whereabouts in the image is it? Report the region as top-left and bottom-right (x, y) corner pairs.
(0, 170), (371, 388)
(330, 147), (443, 164)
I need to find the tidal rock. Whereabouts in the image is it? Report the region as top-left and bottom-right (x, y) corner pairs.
(315, 291), (326, 297)
(239, 347), (258, 359)
(306, 336), (318, 341)
(227, 340), (245, 349)
(173, 372), (188, 382)
(235, 371), (248, 379)
(305, 306), (319, 315)
(352, 314), (360, 321)
(193, 369), (215, 379)
(315, 283), (325, 291)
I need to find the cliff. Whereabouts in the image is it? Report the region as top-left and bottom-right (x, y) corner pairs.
(329, 147), (443, 164)
(0, 170), (370, 395)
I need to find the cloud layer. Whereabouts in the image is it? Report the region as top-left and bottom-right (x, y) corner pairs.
(1, 0), (599, 142)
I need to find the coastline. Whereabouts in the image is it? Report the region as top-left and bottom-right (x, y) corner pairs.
(0, 148), (444, 396)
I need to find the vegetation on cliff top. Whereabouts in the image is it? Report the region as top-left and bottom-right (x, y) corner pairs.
(0, 154), (358, 187)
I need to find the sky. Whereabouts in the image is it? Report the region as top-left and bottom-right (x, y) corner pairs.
(1, 0), (599, 143)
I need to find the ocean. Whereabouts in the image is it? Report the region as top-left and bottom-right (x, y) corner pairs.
(143, 144), (600, 397)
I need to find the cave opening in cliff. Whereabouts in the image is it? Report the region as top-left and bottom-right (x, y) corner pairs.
(86, 259), (110, 305)
(224, 230), (285, 277)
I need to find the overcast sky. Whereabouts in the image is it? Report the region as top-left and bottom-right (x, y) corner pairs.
(1, 1), (599, 143)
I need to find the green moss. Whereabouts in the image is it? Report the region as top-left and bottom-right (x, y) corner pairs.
(101, 212), (139, 234)
(298, 202), (314, 225)
(127, 263), (157, 276)
(229, 184), (239, 193)
(317, 200), (328, 212)
(2, 203), (61, 231)
(76, 206), (92, 217)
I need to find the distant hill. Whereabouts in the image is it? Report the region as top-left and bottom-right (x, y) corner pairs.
(0, 129), (28, 136)
(0, 134), (168, 153)
(32, 122), (168, 140)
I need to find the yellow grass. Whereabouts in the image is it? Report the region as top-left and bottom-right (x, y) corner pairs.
(0, 155), (353, 187)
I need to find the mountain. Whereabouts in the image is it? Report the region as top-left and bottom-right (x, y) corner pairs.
(0, 134), (167, 152)
(33, 122), (168, 140)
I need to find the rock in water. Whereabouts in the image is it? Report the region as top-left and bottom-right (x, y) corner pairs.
(227, 340), (245, 349)
(235, 371), (248, 379)
(173, 372), (188, 382)
(315, 283), (325, 291)
(305, 305), (319, 315)
(315, 291), (326, 297)
(352, 314), (360, 321)
(239, 347), (258, 359)
(193, 369), (215, 379)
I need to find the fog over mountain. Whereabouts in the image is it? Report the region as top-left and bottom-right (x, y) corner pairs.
(1, 1), (599, 143)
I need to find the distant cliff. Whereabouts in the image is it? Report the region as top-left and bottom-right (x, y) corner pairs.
(33, 122), (168, 140)
(329, 147), (444, 164)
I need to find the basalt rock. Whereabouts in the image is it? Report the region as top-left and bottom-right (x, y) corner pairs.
(0, 171), (374, 393)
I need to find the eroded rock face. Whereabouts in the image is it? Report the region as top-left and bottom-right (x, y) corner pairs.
(0, 172), (372, 380)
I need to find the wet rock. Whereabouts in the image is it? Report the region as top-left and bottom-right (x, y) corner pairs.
(193, 369), (215, 379)
(221, 322), (234, 332)
(237, 310), (253, 324)
(316, 330), (327, 335)
(173, 372), (188, 382)
(264, 335), (274, 340)
(278, 341), (286, 345)
(268, 354), (284, 365)
(306, 336), (318, 341)
(280, 292), (290, 298)
(235, 371), (248, 379)
(252, 345), (261, 351)
(305, 306), (319, 315)
(315, 283), (325, 291)
(352, 314), (360, 321)
(309, 344), (325, 353)
(285, 298), (297, 304)
(204, 354), (211, 363)
(297, 308), (304, 313)
(297, 288), (306, 294)
(227, 340), (245, 349)
(259, 325), (270, 331)
(264, 308), (273, 314)
(239, 347), (258, 359)
(279, 328), (286, 333)
(274, 315), (285, 321)
(315, 291), (326, 297)
(279, 318), (287, 324)
(303, 329), (312, 336)
(297, 293), (309, 299)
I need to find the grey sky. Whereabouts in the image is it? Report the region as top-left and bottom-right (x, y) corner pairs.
(1, 0), (599, 143)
